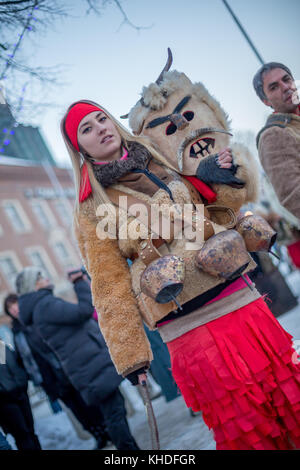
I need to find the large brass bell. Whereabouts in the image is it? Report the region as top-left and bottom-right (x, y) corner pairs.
(235, 214), (278, 256)
(140, 254), (185, 307)
(195, 230), (252, 286)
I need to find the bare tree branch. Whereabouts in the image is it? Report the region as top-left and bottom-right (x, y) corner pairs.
(84, 0), (153, 31)
(0, 0), (152, 123)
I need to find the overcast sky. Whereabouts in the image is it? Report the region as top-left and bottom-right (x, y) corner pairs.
(14, 0), (300, 166)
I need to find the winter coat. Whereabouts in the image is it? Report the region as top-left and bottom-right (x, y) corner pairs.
(12, 325), (43, 387)
(144, 326), (179, 402)
(18, 279), (122, 406)
(0, 430), (11, 450)
(75, 142), (259, 376)
(257, 112), (300, 221)
(12, 319), (71, 400)
(0, 345), (28, 395)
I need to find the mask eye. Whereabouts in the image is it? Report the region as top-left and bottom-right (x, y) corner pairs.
(183, 111), (194, 121)
(166, 123), (177, 135)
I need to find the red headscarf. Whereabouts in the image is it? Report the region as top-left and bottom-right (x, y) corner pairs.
(64, 102), (103, 151)
(64, 102), (103, 202)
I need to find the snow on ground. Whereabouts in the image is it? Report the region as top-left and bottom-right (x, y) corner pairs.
(5, 268), (300, 451)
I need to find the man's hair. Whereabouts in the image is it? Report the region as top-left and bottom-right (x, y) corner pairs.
(253, 62), (294, 101)
(3, 293), (18, 316)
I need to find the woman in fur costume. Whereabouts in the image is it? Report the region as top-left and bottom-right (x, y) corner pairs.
(61, 100), (300, 450)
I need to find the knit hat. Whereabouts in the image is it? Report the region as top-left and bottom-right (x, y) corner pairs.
(64, 102), (103, 151)
(15, 267), (45, 295)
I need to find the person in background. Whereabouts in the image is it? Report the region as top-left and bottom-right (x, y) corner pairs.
(0, 343), (41, 450)
(3, 293), (109, 450)
(0, 430), (12, 450)
(253, 62), (300, 219)
(16, 266), (139, 451)
(253, 62), (300, 271)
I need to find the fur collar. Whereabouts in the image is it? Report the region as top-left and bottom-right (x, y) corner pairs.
(92, 141), (151, 187)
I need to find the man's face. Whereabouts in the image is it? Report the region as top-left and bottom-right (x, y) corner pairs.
(262, 68), (299, 113)
(8, 302), (19, 319)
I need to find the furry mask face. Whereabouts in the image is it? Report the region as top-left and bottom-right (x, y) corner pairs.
(128, 70), (232, 176)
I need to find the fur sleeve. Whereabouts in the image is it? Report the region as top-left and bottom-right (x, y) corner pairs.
(75, 211), (153, 376)
(259, 127), (300, 221)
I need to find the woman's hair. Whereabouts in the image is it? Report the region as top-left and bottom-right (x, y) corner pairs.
(60, 99), (176, 224)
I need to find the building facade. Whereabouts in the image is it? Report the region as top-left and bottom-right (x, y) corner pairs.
(0, 156), (81, 322)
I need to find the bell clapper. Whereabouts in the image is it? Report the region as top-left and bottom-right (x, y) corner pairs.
(269, 250), (280, 261)
(171, 295), (183, 312)
(241, 274), (254, 291)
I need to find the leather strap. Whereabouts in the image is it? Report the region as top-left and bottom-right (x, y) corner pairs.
(106, 187), (181, 243)
(137, 237), (165, 266)
(106, 186), (215, 264)
(205, 205), (237, 229)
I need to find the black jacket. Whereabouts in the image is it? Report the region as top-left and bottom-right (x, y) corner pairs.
(19, 280), (122, 405)
(12, 319), (71, 400)
(0, 345), (28, 396)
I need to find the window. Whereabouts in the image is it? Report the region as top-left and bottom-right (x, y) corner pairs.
(26, 247), (56, 280)
(30, 200), (55, 230)
(0, 251), (22, 289)
(52, 241), (73, 268)
(54, 201), (72, 226)
(2, 200), (31, 233)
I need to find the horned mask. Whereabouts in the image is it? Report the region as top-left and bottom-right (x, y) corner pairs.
(123, 49), (233, 176)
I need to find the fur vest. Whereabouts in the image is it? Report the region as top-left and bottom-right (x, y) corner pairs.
(75, 143), (258, 375)
(257, 112), (300, 222)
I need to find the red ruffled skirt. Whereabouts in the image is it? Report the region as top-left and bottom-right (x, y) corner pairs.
(167, 297), (300, 450)
(287, 240), (300, 268)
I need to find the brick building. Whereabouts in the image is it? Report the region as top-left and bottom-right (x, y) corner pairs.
(0, 157), (81, 323)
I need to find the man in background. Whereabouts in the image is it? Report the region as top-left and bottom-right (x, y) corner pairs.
(253, 62), (300, 220)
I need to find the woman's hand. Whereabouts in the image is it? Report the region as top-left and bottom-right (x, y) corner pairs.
(217, 147), (233, 169)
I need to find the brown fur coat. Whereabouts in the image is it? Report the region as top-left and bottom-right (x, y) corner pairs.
(74, 149), (257, 375)
(258, 112), (300, 221)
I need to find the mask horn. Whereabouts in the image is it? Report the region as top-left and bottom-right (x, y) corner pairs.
(155, 47), (173, 85)
(120, 48), (173, 120)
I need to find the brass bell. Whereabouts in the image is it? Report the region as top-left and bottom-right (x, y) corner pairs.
(236, 214), (277, 254)
(195, 230), (251, 281)
(140, 254), (185, 306)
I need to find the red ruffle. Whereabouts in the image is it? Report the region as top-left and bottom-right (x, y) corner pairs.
(79, 162), (92, 202)
(167, 298), (300, 450)
(287, 240), (300, 268)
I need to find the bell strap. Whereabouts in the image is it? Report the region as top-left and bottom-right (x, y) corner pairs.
(205, 205), (237, 229)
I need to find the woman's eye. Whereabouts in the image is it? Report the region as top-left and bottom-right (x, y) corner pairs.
(82, 127), (91, 134)
(99, 116), (106, 122)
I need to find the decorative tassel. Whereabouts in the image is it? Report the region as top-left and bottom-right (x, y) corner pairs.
(79, 162), (92, 202)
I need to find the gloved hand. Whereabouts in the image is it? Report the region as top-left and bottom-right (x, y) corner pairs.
(196, 151), (245, 189)
(125, 367), (148, 386)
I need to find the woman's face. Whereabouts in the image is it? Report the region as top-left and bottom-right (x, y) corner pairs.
(77, 110), (122, 162)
